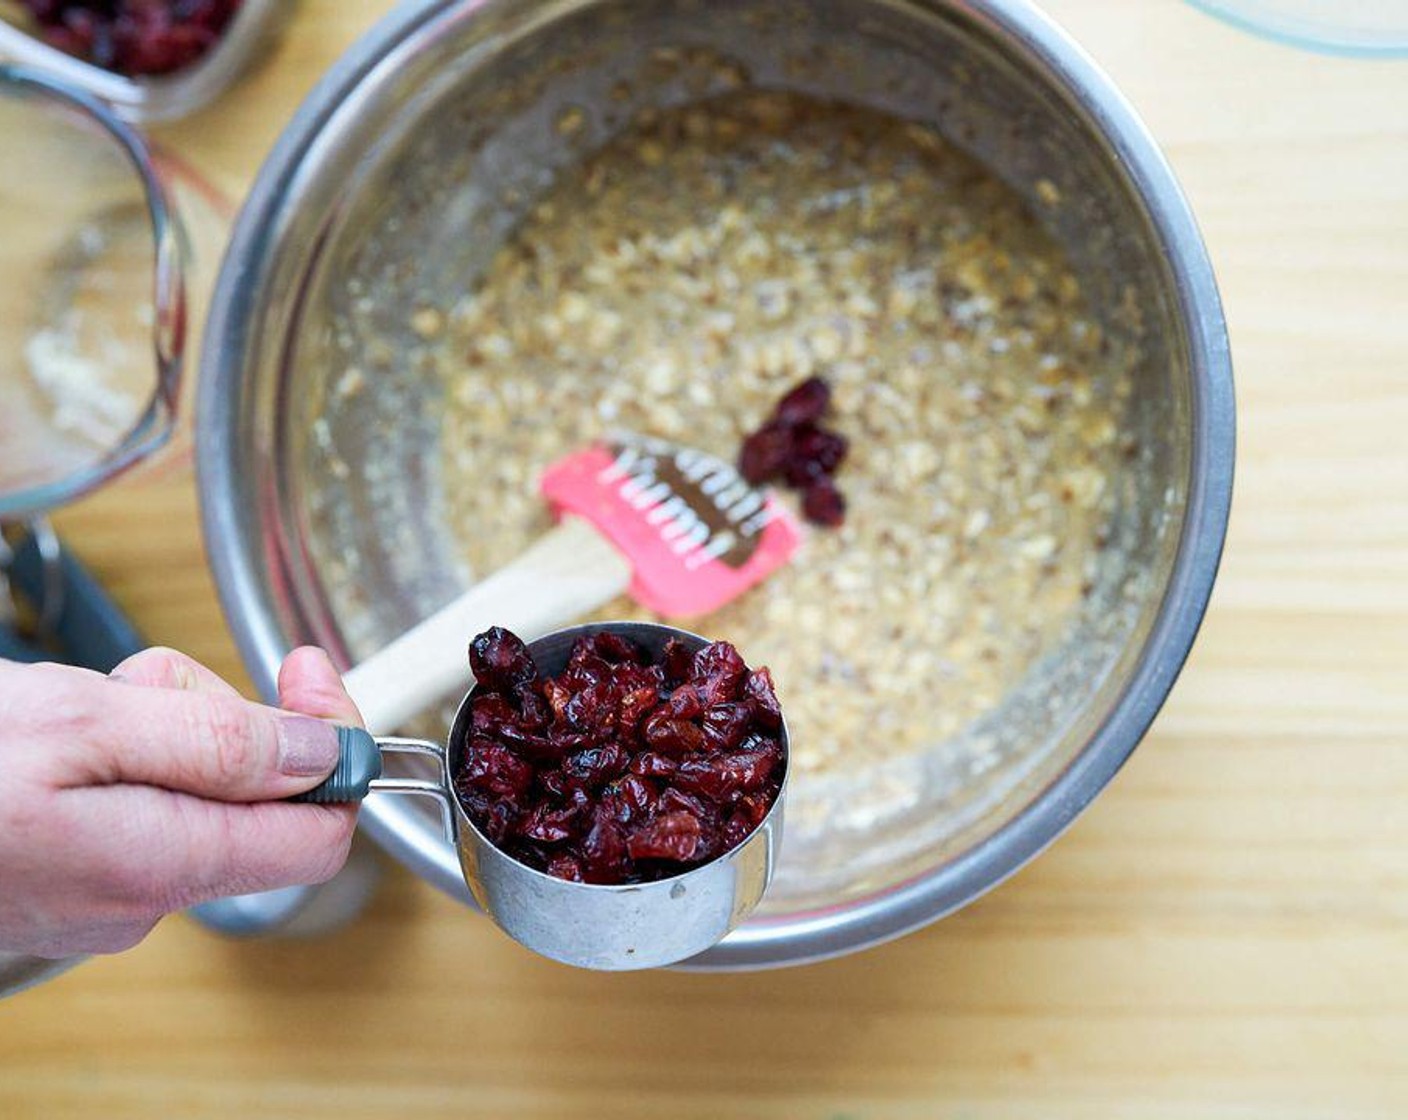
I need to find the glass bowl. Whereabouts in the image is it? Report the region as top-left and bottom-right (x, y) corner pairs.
(0, 0), (292, 122)
(1186, 0), (1408, 56)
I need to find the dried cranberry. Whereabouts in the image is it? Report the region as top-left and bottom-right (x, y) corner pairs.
(692, 640), (746, 687)
(566, 783), (594, 816)
(614, 663), (664, 737)
(696, 674), (742, 707)
(793, 425), (848, 473)
(22, 0), (62, 21)
(742, 668), (783, 730)
(571, 631), (643, 665)
(515, 804), (578, 844)
(658, 785), (717, 823)
(502, 841), (545, 872)
(693, 644), (747, 706)
(564, 680), (619, 735)
(626, 811), (703, 862)
(802, 476), (847, 527)
(701, 702), (755, 752)
(783, 425), (849, 487)
(513, 682), (552, 729)
(641, 711), (707, 755)
(455, 785), (498, 824)
(470, 693), (520, 738)
(662, 683), (706, 721)
(774, 375), (832, 426)
(563, 742), (629, 787)
(545, 854), (585, 882)
(722, 812), (753, 851)
(733, 792), (774, 830)
(612, 660), (665, 692)
(483, 720), (558, 763)
(674, 743), (781, 803)
(543, 722), (593, 751)
(738, 420), (793, 484)
(660, 638), (697, 686)
(617, 686), (658, 738)
(541, 678), (572, 723)
(458, 739), (533, 799)
(41, 23), (92, 60)
(580, 806), (628, 883)
(536, 768), (576, 801)
(606, 774), (657, 826)
(721, 792), (775, 849)
(469, 626), (538, 692)
(629, 752), (679, 779)
(478, 799), (516, 845)
(561, 653), (612, 693)
(86, 13), (116, 68)
(116, 16), (211, 73)
(782, 454), (826, 488)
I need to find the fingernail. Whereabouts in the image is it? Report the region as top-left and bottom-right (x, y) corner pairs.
(277, 716), (340, 777)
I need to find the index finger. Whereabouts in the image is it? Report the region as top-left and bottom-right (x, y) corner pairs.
(110, 647), (242, 697)
(32, 665), (342, 802)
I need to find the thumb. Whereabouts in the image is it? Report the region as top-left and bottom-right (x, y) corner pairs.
(277, 646), (364, 727)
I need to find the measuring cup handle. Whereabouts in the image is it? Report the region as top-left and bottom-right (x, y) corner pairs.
(289, 730), (458, 844)
(290, 726), (382, 803)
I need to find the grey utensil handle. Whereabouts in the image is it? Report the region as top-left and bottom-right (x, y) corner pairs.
(4, 525), (147, 671)
(290, 726), (382, 803)
(285, 731), (455, 840)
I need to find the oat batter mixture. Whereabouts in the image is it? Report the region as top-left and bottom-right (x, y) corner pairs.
(432, 91), (1129, 780)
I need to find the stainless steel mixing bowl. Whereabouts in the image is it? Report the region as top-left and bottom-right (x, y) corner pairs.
(198, 0), (1234, 969)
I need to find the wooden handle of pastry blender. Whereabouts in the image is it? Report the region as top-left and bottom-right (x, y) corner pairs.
(342, 515), (632, 733)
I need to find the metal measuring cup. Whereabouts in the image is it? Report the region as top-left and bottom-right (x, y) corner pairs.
(304, 621), (788, 971)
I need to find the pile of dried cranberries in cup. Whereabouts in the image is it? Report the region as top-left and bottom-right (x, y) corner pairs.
(453, 626), (786, 885)
(18, 0), (242, 77)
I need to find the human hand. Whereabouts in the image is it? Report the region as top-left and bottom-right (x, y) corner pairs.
(0, 646), (361, 958)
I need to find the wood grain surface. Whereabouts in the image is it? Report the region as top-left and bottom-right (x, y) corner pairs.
(4, 1), (1408, 1115)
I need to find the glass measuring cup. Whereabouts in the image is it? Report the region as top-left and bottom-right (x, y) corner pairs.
(0, 65), (184, 521)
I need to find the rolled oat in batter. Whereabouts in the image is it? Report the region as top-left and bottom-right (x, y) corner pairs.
(432, 91), (1130, 780)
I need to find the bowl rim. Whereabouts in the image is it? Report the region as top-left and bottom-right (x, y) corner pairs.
(197, 0), (1235, 970)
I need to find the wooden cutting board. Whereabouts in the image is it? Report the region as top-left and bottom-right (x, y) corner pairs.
(3, 1), (1406, 1116)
